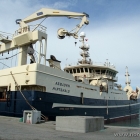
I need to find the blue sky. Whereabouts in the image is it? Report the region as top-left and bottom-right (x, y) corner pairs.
(0, 0), (140, 88)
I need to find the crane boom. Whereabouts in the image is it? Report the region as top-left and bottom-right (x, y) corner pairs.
(0, 8), (89, 66)
(17, 8), (89, 39)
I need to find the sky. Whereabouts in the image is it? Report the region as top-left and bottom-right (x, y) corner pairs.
(0, 0), (140, 88)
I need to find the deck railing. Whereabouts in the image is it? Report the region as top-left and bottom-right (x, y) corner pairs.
(14, 24), (47, 36)
(0, 31), (13, 40)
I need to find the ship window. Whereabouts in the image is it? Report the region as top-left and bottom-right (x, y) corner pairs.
(101, 70), (105, 74)
(21, 85), (46, 92)
(113, 73), (115, 77)
(77, 68), (80, 73)
(0, 88), (7, 102)
(89, 68), (92, 73)
(66, 70), (69, 73)
(85, 68), (88, 72)
(106, 70), (108, 74)
(81, 92), (84, 104)
(73, 69), (76, 73)
(80, 68), (84, 73)
(70, 69), (73, 73)
(95, 70), (100, 74)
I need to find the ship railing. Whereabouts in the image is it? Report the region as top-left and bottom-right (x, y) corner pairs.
(78, 59), (92, 64)
(29, 24), (47, 33)
(14, 24), (47, 36)
(0, 31), (13, 40)
(79, 45), (90, 49)
(92, 62), (116, 69)
(113, 76), (118, 81)
(93, 73), (118, 81)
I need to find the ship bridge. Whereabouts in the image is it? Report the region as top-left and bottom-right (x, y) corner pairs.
(64, 32), (119, 93)
(64, 62), (118, 82)
(64, 32), (118, 84)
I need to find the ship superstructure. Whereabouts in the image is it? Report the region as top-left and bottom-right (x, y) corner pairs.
(64, 32), (120, 94)
(0, 8), (140, 122)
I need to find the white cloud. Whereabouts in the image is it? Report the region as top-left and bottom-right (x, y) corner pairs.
(52, 0), (77, 9)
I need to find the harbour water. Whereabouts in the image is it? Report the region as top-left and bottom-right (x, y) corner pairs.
(108, 109), (140, 127)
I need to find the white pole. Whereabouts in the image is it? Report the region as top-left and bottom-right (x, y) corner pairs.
(38, 40), (42, 64)
(44, 35), (47, 65)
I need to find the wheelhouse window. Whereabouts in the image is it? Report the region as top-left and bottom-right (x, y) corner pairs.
(106, 70), (108, 75)
(95, 70), (100, 74)
(108, 71), (111, 75)
(77, 68), (80, 73)
(70, 69), (73, 74)
(73, 69), (76, 73)
(66, 70), (69, 73)
(110, 71), (113, 76)
(85, 68), (88, 72)
(80, 68), (84, 73)
(89, 68), (92, 73)
(101, 70), (106, 74)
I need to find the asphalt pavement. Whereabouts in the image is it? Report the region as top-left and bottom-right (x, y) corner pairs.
(0, 116), (140, 140)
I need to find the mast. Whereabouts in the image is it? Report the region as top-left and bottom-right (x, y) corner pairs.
(78, 32), (91, 64)
(125, 66), (131, 86)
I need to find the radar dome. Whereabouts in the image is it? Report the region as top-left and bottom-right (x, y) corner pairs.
(85, 44), (90, 49)
(80, 32), (86, 38)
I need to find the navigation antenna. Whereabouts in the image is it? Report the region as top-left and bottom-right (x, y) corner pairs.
(78, 32), (91, 64)
(125, 66), (131, 86)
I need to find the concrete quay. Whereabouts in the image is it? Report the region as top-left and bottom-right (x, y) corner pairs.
(0, 116), (140, 140)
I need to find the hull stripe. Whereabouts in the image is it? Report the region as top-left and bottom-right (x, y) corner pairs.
(52, 102), (140, 108)
(104, 113), (139, 120)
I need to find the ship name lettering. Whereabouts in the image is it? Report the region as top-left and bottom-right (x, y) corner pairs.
(55, 82), (70, 87)
(52, 87), (70, 93)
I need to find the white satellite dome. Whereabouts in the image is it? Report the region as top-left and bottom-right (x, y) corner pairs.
(85, 44), (90, 49)
(80, 32), (86, 38)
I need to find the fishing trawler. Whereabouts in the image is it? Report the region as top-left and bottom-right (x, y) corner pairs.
(0, 8), (140, 122)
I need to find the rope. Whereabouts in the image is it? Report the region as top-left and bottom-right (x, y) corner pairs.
(0, 31), (13, 35)
(32, 17), (47, 32)
(10, 71), (48, 121)
(0, 61), (10, 68)
(11, 50), (13, 67)
(2, 59), (4, 69)
(0, 49), (22, 60)
(15, 49), (18, 66)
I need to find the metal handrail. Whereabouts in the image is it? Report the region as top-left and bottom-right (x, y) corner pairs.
(14, 24), (47, 36)
(0, 31), (13, 40)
